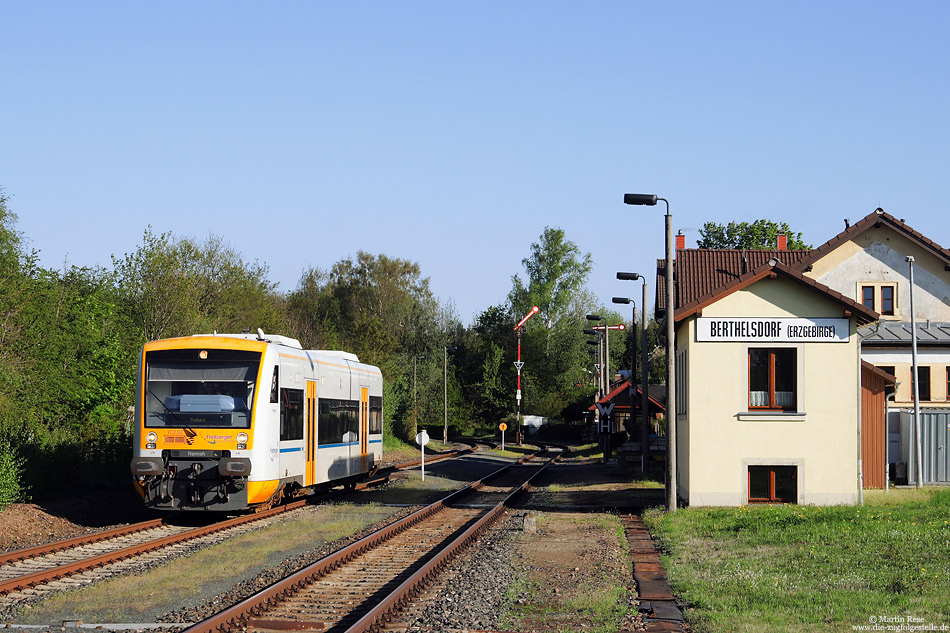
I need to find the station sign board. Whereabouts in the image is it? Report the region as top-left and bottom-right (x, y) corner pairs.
(695, 317), (849, 343)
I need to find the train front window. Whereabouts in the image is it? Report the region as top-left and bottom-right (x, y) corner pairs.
(144, 349), (260, 429)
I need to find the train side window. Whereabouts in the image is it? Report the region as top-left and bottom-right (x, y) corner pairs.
(319, 399), (359, 444)
(280, 388), (304, 441)
(369, 396), (383, 434)
(270, 367), (279, 404)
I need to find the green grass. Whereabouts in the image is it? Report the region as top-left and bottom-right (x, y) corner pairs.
(491, 444), (537, 459)
(383, 433), (414, 451)
(642, 490), (950, 632)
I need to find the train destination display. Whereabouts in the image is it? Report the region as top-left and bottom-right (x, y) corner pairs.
(695, 317), (849, 343)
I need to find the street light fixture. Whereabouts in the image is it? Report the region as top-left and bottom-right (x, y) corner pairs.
(625, 192), (677, 511)
(444, 346), (457, 444)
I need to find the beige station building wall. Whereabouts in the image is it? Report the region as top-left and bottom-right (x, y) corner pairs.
(676, 275), (861, 506)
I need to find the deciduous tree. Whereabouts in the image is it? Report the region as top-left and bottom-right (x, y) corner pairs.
(697, 220), (810, 250)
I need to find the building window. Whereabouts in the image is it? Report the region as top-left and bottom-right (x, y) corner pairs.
(860, 283), (897, 315)
(912, 366), (931, 402)
(880, 286), (895, 315)
(676, 349), (688, 415)
(749, 348), (796, 411)
(749, 465), (797, 503)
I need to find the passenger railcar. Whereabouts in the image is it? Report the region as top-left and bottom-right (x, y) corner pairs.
(130, 330), (383, 511)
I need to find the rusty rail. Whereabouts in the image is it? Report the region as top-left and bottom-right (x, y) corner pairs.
(0, 499), (308, 596)
(0, 439), (484, 599)
(349, 450), (558, 632)
(0, 518), (164, 565)
(182, 447), (561, 633)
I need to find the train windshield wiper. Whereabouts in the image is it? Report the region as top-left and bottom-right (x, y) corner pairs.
(147, 389), (198, 438)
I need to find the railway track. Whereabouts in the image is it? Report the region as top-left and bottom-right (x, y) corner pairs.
(182, 446), (564, 633)
(0, 500), (314, 606)
(0, 440), (482, 608)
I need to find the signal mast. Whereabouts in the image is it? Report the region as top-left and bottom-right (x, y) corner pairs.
(513, 306), (540, 444)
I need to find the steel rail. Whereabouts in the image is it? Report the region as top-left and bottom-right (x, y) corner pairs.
(181, 447), (556, 633)
(347, 450), (560, 632)
(0, 499), (309, 596)
(0, 518), (164, 565)
(0, 439), (483, 596)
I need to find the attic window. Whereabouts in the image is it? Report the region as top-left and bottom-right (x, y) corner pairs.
(860, 283), (897, 316)
(881, 286), (894, 315)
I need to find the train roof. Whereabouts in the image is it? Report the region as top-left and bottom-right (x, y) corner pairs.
(193, 331), (363, 364)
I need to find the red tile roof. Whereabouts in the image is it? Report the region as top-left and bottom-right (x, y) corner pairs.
(587, 380), (666, 412)
(655, 207), (950, 316)
(673, 258), (879, 326)
(656, 249), (810, 314)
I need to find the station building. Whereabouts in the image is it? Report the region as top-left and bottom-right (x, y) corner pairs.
(659, 208), (950, 505)
(670, 259), (877, 505)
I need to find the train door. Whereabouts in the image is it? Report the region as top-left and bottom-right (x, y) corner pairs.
(360, 386), (369, 472)
(306, 381), (317, 486)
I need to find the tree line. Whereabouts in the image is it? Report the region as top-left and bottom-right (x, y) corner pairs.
(0, 189), (666, 506)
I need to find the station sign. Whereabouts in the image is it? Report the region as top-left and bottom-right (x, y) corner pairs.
(695, 317), (849, 343)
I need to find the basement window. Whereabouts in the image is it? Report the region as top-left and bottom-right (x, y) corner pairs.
(748, 465), (797, 504)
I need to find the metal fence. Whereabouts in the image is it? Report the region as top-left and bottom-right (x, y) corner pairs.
(900, 409), (950, 485)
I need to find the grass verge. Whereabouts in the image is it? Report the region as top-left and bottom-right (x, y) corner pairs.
(642, 489), (950, 632)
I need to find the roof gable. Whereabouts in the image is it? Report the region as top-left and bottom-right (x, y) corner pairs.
(793, 208), (950, 272)
(674, 258), (879, 325)
(588, 380), (666, 412)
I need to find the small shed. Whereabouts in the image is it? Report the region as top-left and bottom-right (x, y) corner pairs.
(861, 361), (896, 489)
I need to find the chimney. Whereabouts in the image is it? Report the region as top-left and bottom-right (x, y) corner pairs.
(676, 230), (685, 252)
(777, 233), (787, 250)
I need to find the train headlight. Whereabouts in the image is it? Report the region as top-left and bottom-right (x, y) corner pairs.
(199, 350), (208, 360)
(146, 432), (158, 443)
(237, 432), (248, 444)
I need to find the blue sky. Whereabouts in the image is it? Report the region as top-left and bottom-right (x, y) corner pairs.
(3, 2), (949, 325)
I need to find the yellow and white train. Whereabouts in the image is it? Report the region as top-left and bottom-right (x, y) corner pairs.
(130, 330), (383, 511)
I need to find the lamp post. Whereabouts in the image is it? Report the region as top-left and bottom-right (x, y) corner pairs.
(614, 280), (650, 474)
(413, 354), (425, 434)
(907, 256), (923, 488)
(586, 315), (606, 394)
(624, 193), (676, 511)
(444, 346), (457, 444)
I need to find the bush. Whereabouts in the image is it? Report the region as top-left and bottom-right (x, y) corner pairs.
(0, 439), (26, 509)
